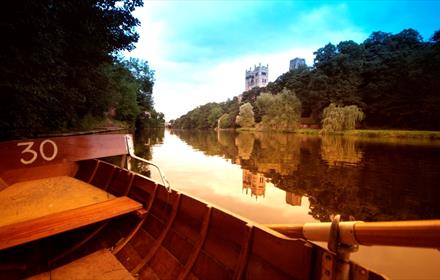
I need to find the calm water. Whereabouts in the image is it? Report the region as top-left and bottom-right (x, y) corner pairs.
(136, 129), (440, 279)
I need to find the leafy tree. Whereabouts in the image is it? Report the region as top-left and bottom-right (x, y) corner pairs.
(218, 114), (230, 129)
(313, 43), (337, 74)
(208, 106), (223, 128)
(173, 28), (440, 131)
(321, 103), (364, 133)
(123, 58), (155, 112)
(343, 105), (365, 130)
(321, 104), (345, 132)
(104, 62), (139, 123)
(173, 102), (227, 129)
(0, 0), (143, 139)
(256, 88), (301, 131)
(235, 103), (255, 128)
(432, 30), (440, 44)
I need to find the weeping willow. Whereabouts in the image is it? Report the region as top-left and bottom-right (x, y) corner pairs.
(321, 136), (363, 165)
(321, 103), (364, 133)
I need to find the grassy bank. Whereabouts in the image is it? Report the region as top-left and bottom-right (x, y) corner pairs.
(235, 127), (440, 140)
(340, 129), (440, 139)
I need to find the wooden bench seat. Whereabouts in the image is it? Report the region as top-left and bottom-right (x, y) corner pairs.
(26, 249), (135, 280)
(0, 176), (143, 250)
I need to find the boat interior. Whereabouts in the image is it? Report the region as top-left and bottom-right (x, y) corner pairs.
(0, 134), (385, 280)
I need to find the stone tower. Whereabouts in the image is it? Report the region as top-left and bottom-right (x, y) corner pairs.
(245, 63), (269, 91)
(289, 58), (306, 71)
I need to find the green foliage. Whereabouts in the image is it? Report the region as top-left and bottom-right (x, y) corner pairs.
(235, 103), (255, 128)
(256, 88), (301, 131)
(104, 62), (139, 123)
(123, 58), (155, 112)
(172, 98), (243, 129)
(100, 58), (162, 129)
(217, 113), (234, 129)
(321, 103), (364, 133)
(208, 107), (224, 128)
(240, 28), (440, 130)
(0, 0), (145, 139)
(173, 102), (226, 129)
(173, 27), (440, 132)
(343, 105), (365, 130)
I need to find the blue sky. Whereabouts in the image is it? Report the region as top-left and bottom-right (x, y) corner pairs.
(126, 0), (440, 121)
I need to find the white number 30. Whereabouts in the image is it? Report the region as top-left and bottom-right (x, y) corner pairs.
(17, 140), (58, 165)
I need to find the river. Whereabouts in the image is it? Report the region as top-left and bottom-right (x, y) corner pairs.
(135, 128), (440, 279)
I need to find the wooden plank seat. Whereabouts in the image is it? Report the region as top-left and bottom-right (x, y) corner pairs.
(26, 249), (135, 280)
(0, 176), (143, 250)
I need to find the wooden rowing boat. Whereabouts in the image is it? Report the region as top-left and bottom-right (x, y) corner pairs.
(0, 133), (435, 279)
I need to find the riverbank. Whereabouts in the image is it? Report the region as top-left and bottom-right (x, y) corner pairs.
(234, 127), (440, 139)
(36, 117), (129, 138)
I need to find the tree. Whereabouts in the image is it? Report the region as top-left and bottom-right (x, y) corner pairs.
(235, 103), (255, 128)
(207, 106), (223, 128)
(343, 105), (365, 130)
(104, 62), (139, 123)
(313, 43), (337, 74)
(0, 0), (143, 139)
(173, 28), (440, 131)
(321, 103), (364, 133)
(256, 88), (301, 131)
(123, 58), (155, 113)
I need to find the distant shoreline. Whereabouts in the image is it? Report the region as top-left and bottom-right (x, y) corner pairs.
(210, 128), (440, 140)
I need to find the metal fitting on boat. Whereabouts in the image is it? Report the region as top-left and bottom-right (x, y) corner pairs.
(125, 135), (172, 192)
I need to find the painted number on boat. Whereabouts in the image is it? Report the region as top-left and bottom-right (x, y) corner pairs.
(17, 140), (58, 165)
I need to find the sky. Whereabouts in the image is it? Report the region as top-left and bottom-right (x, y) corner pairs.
(125, 0), (440, 121)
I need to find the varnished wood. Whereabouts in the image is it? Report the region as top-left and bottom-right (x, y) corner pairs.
(233, 225), (253, 280)
(0, 177), (8, 191)
(0, 176), (114, 227)
(0, 197), (142, 250)
(90, 161), (116, 190)
(108, 169), (134, 197)
(49, 221), (110, 266)
(0, 134), (129, 172)
(132, 193), (181, 274)
(112, 184), (159, 255)
(267, 220), (440, 248)
(0, 134), (389, 280)
(123, 173), (135, 196)
(193, 208), (250, 277)
(355, 220), (440, 248)
(245, 227), (313, 280)
(265, 224), (305, 239)
(177, 207), (212, 280)
(87, 160), (100, 183)
(1, 162), (78, 186)
(104, 166), (116, 191)
(27, 249), (135, 280)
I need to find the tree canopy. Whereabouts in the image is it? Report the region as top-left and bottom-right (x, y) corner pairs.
(0, 0), (166, 140)
(173, 28), (440, 131)
(235, 103), (255, 128)
(256, 89), (301, 131)
(321, 104), (364, 133)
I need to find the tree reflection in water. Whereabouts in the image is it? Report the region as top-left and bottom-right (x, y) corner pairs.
(131, 128), (165, 177)
(171, 129), (440, 222)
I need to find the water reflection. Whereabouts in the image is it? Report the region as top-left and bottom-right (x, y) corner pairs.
(285, 192), (303, 206)
(171, 129), (440, 222)
(143, 129), (440, 279)
(131, 128), (165, 176)
(242, 170), (266, 200)
(321, 136), (363, 166)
